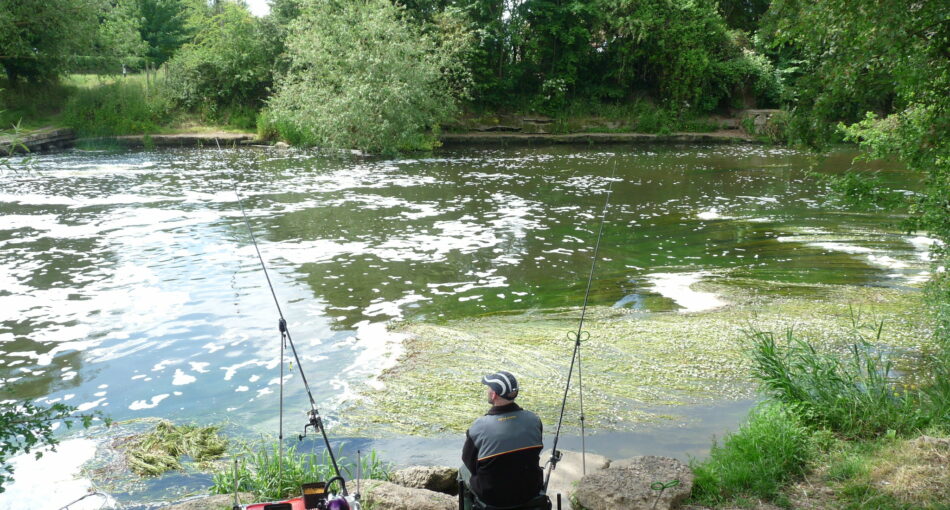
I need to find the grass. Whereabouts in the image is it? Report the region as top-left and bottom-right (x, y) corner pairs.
(0, 80), (74, 130)
(450, 99), (728, 136)
(211, 441), (391, 500)
(689, 290), (950, 509)
(61, 79), (172, 136)
(689, 402), (814, 506)
(787, 433), (950, 509)
(2, 74), (257, 137)
(746, 312), (946, 438)
(117, 420), (228, 476)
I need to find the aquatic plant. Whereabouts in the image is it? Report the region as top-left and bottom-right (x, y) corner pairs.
(211, 442), (390, 500)
(338, 283), (932, 436)
(120, 420), (228, 476)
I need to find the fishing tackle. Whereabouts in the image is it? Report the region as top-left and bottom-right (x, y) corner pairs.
(231, 171), (348, 497)
(543, 166), (617, 491)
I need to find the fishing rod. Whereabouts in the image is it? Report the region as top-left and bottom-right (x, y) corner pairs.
(544, 165), (617, 492)
(227, 155), (348, 496)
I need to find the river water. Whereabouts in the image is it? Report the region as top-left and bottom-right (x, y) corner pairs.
(0, 144), (936, 504)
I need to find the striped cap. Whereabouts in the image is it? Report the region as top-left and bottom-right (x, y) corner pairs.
(481, 371), (519, 400)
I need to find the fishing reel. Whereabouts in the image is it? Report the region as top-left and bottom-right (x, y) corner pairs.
(303, 478), (359, 510)
(299, 409), (324, 441)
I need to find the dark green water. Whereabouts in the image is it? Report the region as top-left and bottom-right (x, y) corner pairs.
(0, 145), (935, 482)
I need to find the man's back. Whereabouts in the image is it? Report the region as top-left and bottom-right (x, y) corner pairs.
(462, 402), (544, 507)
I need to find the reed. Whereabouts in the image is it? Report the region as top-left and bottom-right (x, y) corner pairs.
(745, 323), (927, 438)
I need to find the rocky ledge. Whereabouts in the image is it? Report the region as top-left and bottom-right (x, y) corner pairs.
(164, 451), (693, 510)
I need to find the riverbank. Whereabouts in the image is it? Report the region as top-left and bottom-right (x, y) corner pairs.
(4, 413), (945, 509)
(2, 75), (776, 152)
(4, 125), (758, 153)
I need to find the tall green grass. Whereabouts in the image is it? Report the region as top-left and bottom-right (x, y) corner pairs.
(0, 80), (74, 129)
(211, 441), (391, 500)
(61, 79), (172, 137)
(690, 402), (814, 505)
(745, 323), (938, 438)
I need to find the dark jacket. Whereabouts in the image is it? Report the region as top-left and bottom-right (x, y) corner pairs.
(462, 402), (544, 507)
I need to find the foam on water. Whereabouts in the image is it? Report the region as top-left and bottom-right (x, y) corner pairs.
(646, 272), (727, 313)
(0, 438), (114, 510)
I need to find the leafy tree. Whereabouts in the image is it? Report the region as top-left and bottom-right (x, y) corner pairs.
(597, 0), (780, 111)
(135, 0), (192, 65)
(0, 0), (148, 81)
(0, 0), (102, 83)
(0, 400), (107, 492)
(518, 0), (602, 103)
(717, 0), (770, 32)
(265, 0), (470, 153)
(164, 1), (279, 112)
(762, 0), (949, 242)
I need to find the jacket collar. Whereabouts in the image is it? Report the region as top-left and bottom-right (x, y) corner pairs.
(487, 402), (522, 415)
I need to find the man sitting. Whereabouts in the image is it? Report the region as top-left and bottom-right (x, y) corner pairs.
(460, 371), (544, 509)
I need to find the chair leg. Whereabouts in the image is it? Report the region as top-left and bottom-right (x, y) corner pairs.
(458, 481), (465, 510)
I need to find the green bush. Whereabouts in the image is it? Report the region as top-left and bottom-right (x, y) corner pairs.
(690, 402), (814, 505)
(164, 2), (277, 113)
(264, 0), (469, 154)
(211, 441), (390, 500)
(61, 79), (171, 136)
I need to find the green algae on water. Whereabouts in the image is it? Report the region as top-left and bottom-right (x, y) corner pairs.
(338, 282), (934, 436)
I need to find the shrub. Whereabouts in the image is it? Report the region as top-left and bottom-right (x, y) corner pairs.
(264, 0), (469, 154)
(690, 402), (813, 504)
(164, 2), (277, 113)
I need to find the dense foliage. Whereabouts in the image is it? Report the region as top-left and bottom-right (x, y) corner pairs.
(0, 0), (104, 83)
(453, 0), (783, 111)
(263, 0), (468, 153)
(163, 1), (278, 119)
(134, 0), (192, 65)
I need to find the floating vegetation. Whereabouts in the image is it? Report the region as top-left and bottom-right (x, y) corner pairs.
(118, 420), (228, 476)
(339, 282), (934, 436)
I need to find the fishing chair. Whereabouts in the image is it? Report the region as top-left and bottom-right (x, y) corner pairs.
(457, 482), (557, 510)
